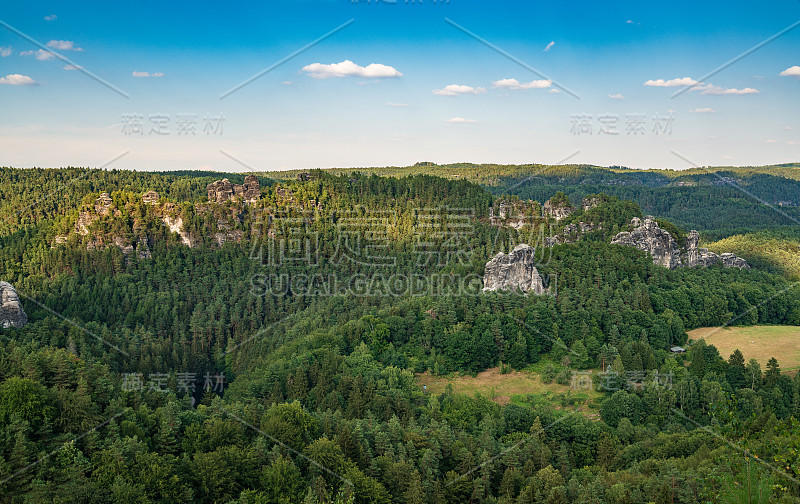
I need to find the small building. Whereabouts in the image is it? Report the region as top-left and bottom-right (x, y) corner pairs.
(670, 346), (686, 354)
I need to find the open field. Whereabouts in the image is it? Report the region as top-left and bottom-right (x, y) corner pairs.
(416, 366), (602, 417)
(689, 325), (800, 371)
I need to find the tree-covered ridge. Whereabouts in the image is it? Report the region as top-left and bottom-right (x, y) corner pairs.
(1, 167), (800, 502)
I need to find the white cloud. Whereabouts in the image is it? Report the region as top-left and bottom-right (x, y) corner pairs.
(132, 71), (164, 77)
(0, 74), (37, 86)
(691, 107), (715, 113)
(693, 84), (758, 95)
(608, 93), (624, 100)
(44, 14), (57, 21)
(544, 41), (555, 52)
(46, 40), (82, 51)
(386, 102), (409, 107)
(789, 141), (799, 145)
(282, 81), (292, 85)
(445, 117), (476, 124)
(492, 78), (551, 90)
(780, 66), (800, 78)
(63, 64), (82, 71)
(765, 139), (777, 143)
(433, 84), (487, 96)
(549, 88), (561, 93)
(644, 77), (699, 87)
(786, 126), (795, 130)
(626, 20), (635, 24)
(302, 60), (402, 79)
(0, 46), (11, 57)
(722, 155), (734, 160)
(21, 49), (55, 60)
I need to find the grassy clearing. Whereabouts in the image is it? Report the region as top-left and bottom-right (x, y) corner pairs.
(415, 366), (602, 418)
(689, 325), (800, 371)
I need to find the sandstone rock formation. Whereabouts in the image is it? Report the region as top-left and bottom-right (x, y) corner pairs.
(612, 218), (749, 270)
(543, 197), (574, 221)
(142, 191), (159, 205)
(94, 193), (113, 216)
(207, 175), (260, 204)
(483, 244), (549, 294)
(0, 281), (27, 329)
(74, 211), (98, 235)
(611, 218), (682, 269)
(582, 196), (601, 212)
(162, 213), (195, 247)
(684, 231), (749, 269)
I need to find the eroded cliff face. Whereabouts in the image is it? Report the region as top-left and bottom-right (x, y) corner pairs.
(684, 231), (749, 269)
(483, 244), (549, 294)
(0, 281), (27, 329)
(612, 218), (749, 270)
(207, 175), (260, 204)
(611, 217), (682, 269)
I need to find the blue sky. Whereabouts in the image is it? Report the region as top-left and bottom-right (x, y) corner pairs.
(0, 0), (798, 171)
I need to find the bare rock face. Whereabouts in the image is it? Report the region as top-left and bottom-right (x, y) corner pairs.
(74, 211), (98, 235)
(483, 244), (548, 294)
(582, 196), (601, 212)
(0, 281), (27, 329)
(612, 219), (749, 270)
(142, 191), (159, 205)
(207, 179), (235, 203)
(611, 218), (682, 269)
(240, 175), (260, 202)
(684, 230), (749, 269)
(207, 176), (260, 204)
(94, 193), (114, 216)
(543, 198), (574, 221)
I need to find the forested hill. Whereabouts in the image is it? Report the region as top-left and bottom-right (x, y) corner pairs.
(1, 166), (800, 503)
(266, 162), (800, 233)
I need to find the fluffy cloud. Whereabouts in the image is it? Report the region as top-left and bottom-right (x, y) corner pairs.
(44, 14), (57, 21)
(492, 78), (551, 90)
(132, 71), (164, 77)
(608, 93), (624, 99)
(0, 74), (37, 85)
(692, 83), (758, 95)
(445, 117), (476, 124)
(302, 60), (402, 79)
(549, 88), (561, 93)
(386, 102), (409, 107)
(21, 49), (55, 60)
(0, 46), (11, 57)
(691, 108), (715, 113)
(46, 40), (82, 51)
(644, 77), (699, 87)
(780, 66), (800, 78)
(544, 41), (555, 52)
(63, 64), (82, 71)
(433, 84), (487, 96)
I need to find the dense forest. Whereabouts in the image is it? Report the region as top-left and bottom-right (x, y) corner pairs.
(1, 165), (799, 503)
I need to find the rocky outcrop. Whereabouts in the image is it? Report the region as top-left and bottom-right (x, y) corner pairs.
(611, 218), (682, 269)
(0, 281), (27, 329)
(162, 212), (195, 247)
(74, 212), (97, 235)
(684, 231), (749, 269)
(207, 175), (260, 204)
(543, 197), (574, 221)
(582, 196), (601, 212)
(483, 244), (549, 294)
(94, 193), (113, 216)
(142, 191), (159, 205)
(612, 218), (749, 270)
